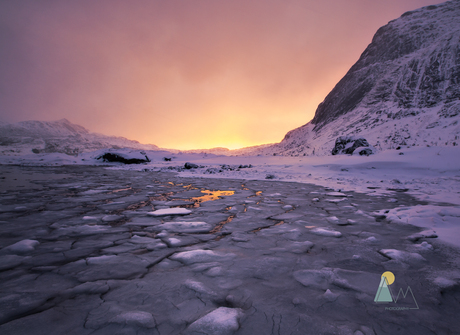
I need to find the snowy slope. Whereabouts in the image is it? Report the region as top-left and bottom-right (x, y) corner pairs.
(0, 119), (159, 155)
(249, 0), (460, 157)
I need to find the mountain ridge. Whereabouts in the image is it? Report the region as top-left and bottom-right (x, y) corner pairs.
(249, 0), (460, 156)
(0, 118), (159, 155)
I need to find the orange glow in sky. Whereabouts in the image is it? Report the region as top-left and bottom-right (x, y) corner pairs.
(0, 0), (443, 150)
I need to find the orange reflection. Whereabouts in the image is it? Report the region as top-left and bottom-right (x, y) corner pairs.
(191, 190), (235, 203)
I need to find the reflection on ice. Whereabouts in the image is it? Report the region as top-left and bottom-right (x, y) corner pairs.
(191, 190), (235, 203)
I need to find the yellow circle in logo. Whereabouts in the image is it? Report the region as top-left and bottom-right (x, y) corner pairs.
(381, 271), (395, 285)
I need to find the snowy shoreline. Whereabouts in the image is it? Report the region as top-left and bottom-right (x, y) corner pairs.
(1, 146), (459, 248)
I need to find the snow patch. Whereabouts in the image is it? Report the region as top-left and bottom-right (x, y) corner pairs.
(170, 250), (236, 265)
(147, 208), (192, 216)
(310, 228), (342, 237)
(4, 239), (39, 254)
(186, 307), (243, 335)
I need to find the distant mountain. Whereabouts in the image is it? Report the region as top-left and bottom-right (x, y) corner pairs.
(0, 119), (159, 155)
(253, 0), (460, 156)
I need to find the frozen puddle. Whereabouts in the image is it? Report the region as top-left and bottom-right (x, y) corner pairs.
(0, 165), (459, 335)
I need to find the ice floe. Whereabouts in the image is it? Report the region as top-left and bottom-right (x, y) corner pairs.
(0, 255), (25, 271)
(110, 311), (156, 328)
(379, 249), (426, 263)
(147, 208), (192, 216)
(186, 307), (242, 335)
(170, 250), (236, 264)
(3, 239), (39, 254)
(154, 221), (212, 233)
(310, 228), (342, 237)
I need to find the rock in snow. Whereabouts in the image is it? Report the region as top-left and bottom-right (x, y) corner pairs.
(185, 162), (199, 169)
(96, 151), (150, 164)
(331, 136), (374, 156)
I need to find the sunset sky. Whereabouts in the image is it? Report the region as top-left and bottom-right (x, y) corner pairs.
(0, 0), (443, 150)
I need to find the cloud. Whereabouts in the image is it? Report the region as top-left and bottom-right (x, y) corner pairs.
(0, 0), (441, 149)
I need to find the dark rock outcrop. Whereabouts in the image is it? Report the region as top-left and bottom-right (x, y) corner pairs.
(98, 153), (150, 164)
(184, 162), (199, 169)
(332, 137), (374, 155)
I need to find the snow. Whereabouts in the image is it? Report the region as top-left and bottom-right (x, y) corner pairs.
(170, 250), (236, 265)
(326, 192), (347, 197)
(166, 237), (182, 247)
(384, 205), (460, 247)
(379, 249), (426, 263)
(0, 119), (159, 156)
(3, 239), (39, 254)
(184, 279), (216, 296)
(2, 143), (459, 211)
(186, 307), (242, 335)
(432, 277), (457, 289)
(310, 228), (342, 237)
(147, 208), (192, 216)
(101, 215), (123, 222)
(326, 216), (339, 223)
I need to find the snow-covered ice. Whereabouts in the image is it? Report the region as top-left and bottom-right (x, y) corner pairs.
(0, 159), (459, 334)
(3, 239), (39, 254)
(186, 307), (242, 335)
(379, 249), (426, 263)
(384, 205), (460, 247)
(156, 221), (212, 233)
(310, 228), (342, 237)
(147, 208), (192, 216)
(170, 250), (236, 264)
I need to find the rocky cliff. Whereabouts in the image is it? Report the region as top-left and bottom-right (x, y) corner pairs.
(254, 0), (460, 156)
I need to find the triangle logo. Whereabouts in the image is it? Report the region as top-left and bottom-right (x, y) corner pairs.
(374, 276), (393, 303)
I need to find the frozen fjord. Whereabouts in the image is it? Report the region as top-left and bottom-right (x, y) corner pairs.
(0, 165), (459, 335)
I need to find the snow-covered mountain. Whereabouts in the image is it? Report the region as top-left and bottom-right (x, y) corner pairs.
(0, 119), (159, 155)
(252, 0), (460, 156)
